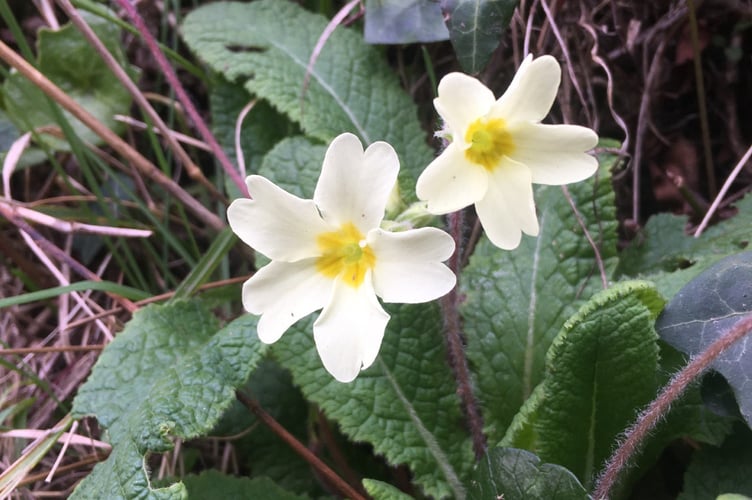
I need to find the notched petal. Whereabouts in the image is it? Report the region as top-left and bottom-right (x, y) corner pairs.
(242, 259), (330, 344)
(492, 54), (561, 123)
(416, 144), (488, 214)
(369, 228), (456, 303)
(434, 72), (495, 138)
(314, 133), (398, 232)
(228, 175), (330, 261)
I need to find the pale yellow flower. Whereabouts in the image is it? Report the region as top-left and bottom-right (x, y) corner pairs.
(228, 133), (456, 382)
(416, 55), (599, 250)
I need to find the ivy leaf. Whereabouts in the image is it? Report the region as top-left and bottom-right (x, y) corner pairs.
(364, 0), (450, 44)
(617, 194), (752, 299)
(70, 303), (267, 498)
(656, 251), (752, 427)
(181, 0), (433, 200)
(678, 427), (752, 500)
(467, 448), (589, 500)
(3, 9), (133, 150)
(272, 303), (474, 499)
(462, 148), (619, 443)
(182, 470), (306, 499)
(440, 0), (518, 73)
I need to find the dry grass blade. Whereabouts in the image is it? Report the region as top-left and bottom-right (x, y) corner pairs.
(695, 143), (752, 237)
(114, 0), (247, 198)
(0, 414), (72, 498)
(0, 40), (225, 232)
(55, 0), (227, 204)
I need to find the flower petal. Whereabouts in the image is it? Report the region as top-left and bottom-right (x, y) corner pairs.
(368, 228), (456, 303)
(228, 176), (330, 261)
(475, 158), (538, 250)
(434, 72), (496, 141)
(491, 54), (561, 123)
(314, 133), (399, 233)
(313, 274), (389, 382)
(416, 144), (489, 214)
(510, 123), (599, 185)
(242, 259), (331, 344)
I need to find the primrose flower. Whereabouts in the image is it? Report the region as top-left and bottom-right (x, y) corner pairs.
(227, 133), (456, 383)
(416, 54), (599, 250)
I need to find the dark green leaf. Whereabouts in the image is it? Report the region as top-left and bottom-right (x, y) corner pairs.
(617, 194), (752, 299)
(440, 0), (518, 73)
(71, 303), (268, 498)
(365, 0), (449, 44)
(209, 79), (292, 199)
(656, 251), (752, 427)
(272, 303), (473, 499)
(237, 360), (323, 494)
(467, 448), (589, 500)
(183, 470), (306, 500)
(462, 149), (619, 443)
(678, 426), (752, 500)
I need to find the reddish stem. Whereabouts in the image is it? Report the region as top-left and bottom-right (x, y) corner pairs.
(441, 210), (487, 459)
(235, 391), (367, 500)
(593, 313), (752, 499)
(115, 1), (248, 198)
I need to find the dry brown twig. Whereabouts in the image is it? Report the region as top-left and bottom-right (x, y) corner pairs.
(55, 0), (227, 205)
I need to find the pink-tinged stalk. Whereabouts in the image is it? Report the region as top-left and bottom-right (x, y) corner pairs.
(115, 0), (248, 198)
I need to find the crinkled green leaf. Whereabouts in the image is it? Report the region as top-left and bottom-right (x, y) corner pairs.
(181, 0), (433, 201)
(258, 136), (325, 199)
(209, 78), (293, 199)
(363, 478), (414, 499)
(505, 334), (734, 497)
(365, 0), (449, 44)
(3, 9), (133, 150)
(513, 282), (664, 488)
(440, 0), (518, 73)
(71, 440), (185, 500)
(678, 427), (752, 500)
(467, 448), (589, 500)
(71, 303), (267, 498)
(272, 303), (473, 499)
(657, 251), (752, 427)
(618, 194), (752, 299)
(182, 470), (306, 499)
(462, 148), (619, 442)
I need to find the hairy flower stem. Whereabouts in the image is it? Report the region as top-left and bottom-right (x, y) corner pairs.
(441, 210), (487, 460)
(593, 313), (752, 500)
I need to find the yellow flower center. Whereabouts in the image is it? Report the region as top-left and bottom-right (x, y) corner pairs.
(316, 222), (376, 287)
(464, 118), (515, 171)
